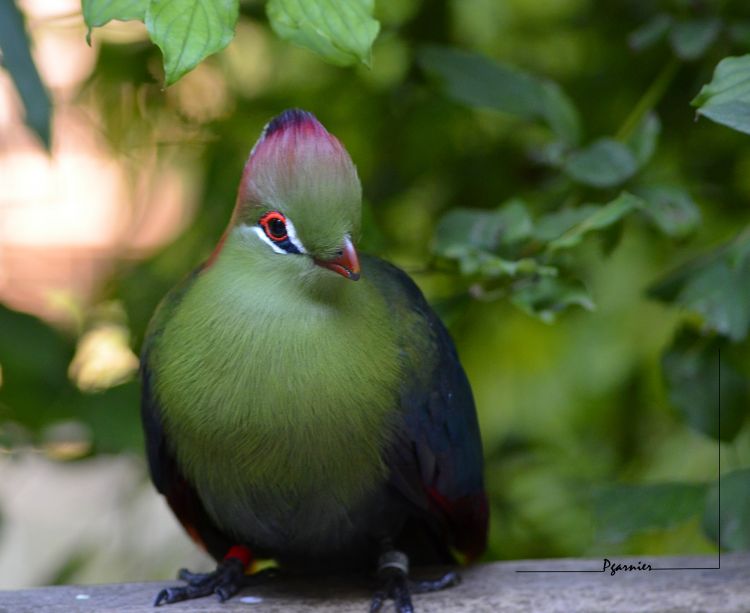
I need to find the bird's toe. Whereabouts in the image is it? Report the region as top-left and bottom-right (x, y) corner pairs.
(410, 570), (461, 594)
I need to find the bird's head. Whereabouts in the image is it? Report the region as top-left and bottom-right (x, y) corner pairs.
(229, 109), (362, 282)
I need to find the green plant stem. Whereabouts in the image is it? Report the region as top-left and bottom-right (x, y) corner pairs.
(616, 58), (680, 141)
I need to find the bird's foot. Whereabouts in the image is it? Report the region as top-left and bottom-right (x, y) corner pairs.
(369, 550), (460, 613)
(153, 559), (277, 606)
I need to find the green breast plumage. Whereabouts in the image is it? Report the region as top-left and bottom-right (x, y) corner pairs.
(149, 230), (403, 543)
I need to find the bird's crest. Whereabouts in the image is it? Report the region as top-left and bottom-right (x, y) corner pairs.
(263, 108), (320, 139)
(248, 108), (331, 160)
(235, 109), (360, 235)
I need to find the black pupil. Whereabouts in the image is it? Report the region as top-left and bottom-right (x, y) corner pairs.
(267, 217), (286, 238)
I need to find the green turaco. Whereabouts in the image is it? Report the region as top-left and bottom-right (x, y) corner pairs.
(140, 109), (487, 612)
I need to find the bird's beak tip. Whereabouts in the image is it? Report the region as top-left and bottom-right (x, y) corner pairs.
(315, 237), (361, 281)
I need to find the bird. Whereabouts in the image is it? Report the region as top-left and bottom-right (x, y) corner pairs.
(140, 109), (487, 612)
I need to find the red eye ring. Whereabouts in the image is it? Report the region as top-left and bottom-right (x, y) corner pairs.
(259, 211), (288, 242)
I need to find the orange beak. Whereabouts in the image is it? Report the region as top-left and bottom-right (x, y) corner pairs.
(314, 236), (360, 281)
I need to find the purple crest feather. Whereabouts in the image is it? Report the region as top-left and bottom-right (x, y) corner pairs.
(236, 109), (356, 213)
(263, 109), (320, 139)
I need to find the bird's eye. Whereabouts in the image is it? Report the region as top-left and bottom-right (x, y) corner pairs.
(259, 212), (288, 242)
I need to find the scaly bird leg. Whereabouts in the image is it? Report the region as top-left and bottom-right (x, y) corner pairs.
(153, 546), (277, 606)
(369, 549), (461, 613)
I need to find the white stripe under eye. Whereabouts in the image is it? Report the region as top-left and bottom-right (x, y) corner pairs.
(244, 219), (307, 255)
(283, 217), (306, 253)
(251, 226), (286, 253)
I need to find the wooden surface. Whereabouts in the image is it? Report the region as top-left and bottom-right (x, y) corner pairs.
(1, 554), (747, 612)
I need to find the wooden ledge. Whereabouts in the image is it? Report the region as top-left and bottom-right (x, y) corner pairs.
(1, 554), (747, 612)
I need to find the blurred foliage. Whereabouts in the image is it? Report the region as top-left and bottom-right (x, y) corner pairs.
(267, 0), (380, 67)
(590, 482), (709, 544)
(83, 0), (379, 83)
(704, 468), (750, 550)
(693, 54), (750, 135)
(2, 0), (750, 572)
(0, 0), (51, 147)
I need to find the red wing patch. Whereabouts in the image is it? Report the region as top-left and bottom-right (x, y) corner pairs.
(427, 487), (489, 562)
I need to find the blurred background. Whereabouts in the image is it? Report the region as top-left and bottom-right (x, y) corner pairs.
(1, 0), (749, 589)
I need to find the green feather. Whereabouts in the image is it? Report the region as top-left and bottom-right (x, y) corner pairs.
(234, 111), (362, 260)
(148, 228), (412, 542)
(144, 111), (439, 548)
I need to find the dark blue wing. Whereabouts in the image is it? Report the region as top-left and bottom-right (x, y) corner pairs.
(364, 256), (488, 561)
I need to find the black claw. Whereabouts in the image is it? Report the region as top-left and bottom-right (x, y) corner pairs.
(216, 587), (230, 603)
(153, 589), (168, 607)
(153, 582), (215, 606)
(153, 559), (275, 606)
(370, 590), (386, 613)
(215, 579), (241, 603)
(177, 568), (212, 585)
(394, 580), (414, 613)
(370, 568), (410, 613)
(370, 562), (461, 613)
(410, 571), (461, 594)
(154, 586), (195, 607)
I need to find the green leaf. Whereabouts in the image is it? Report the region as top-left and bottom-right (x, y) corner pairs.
(145, 0), (239, 86)
(433, 199), (533, 257)
(495, 199), (534, 245)
(433, 200), (549, 280)
(704, 469), (750, 550)
(538, 81), (582, 147)
(533, 205), (599, 242)
(628, 14), (673, 52)
(82, 0), (147, 44)
(434, 210), (507, 256)
(418, 46), (537, 118)
(267, 0), (380, 67)
(531, 140), (569, 168)
(478, 256), (556, 279)
(678, 260), (750, 341)
(637, 185), (701, 238)
(547, 192), (644, 251)
(626, 112), (661, 168)
(650, 228), (750, 342)
(418, 46), (581, 144)
(692, 55), (750, 136)
(0, 0), (51, 148)
(669, 18), (722, 61)
(662, 328), (749, 442)
(591, 482), (708, 543)
(696, 100), (750, 135)
(511, 277), (595, 323)
(458, 251), (556, 279)
(564, 138), (638, 188)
